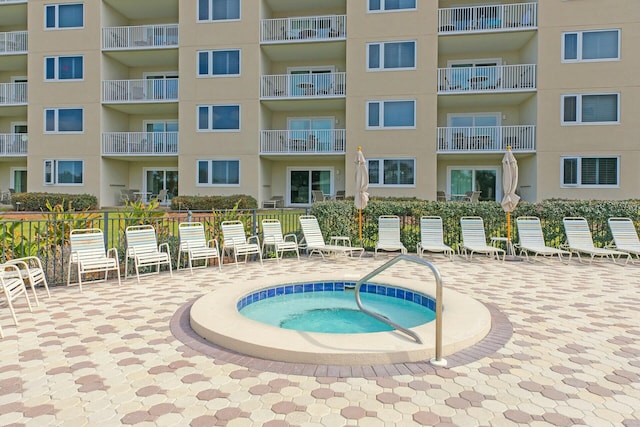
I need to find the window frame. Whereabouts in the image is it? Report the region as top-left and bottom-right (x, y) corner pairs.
(560, 156), (620, 188)
(561, 93), (620, 125)
(197, 49), (241, 77)
(366, 100), (416, 129)
(197, 0), (241, 22)
(44, 3), (84, 30)
(561, 29), (620, 63)
(44, 55), (84, 81)
(44, 159), (84, 186)
(367, 158), (416, 187)
(44, 107), (84, 134)
(367, 0), (417, 13)
(196, 159), (241, 186)
(197, 104), (241, 132)
(367, 40), (416, 71)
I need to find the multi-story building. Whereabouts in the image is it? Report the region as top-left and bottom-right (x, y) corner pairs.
(0, 0), (637, 208)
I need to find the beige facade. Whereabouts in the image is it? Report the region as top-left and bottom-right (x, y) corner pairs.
(0, 0), (638, 208)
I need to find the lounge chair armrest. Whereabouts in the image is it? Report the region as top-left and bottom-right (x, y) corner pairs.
(159, 242), (171, 254)
(248, 235), (261, 246)
(283, 233), (298, 244)
(10, 256), (44, 269)
(107, 247), (119, 258)
(207, 239), (219, 250)
(1, 263), (21, 276)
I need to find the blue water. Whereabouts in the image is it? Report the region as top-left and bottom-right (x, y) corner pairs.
(239, 290), (436, 334)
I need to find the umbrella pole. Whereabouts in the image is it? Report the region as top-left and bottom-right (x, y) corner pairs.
(358, 209), (363, 245)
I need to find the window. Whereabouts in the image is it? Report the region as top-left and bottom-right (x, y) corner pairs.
(198, 0), (240, 21)
(367, 100), (415, 128)
(45, 56), (83, 80)
(561, 157), (619, 187)
(368, 0), (416, 12)
(197, 105), (240, 131)
(45, 3), (83, 29)
(563, 30), (619, 62)
(368, 159), (415, 186)
(197, 160), (240, 185)
(44, 108), (83, 133)
(44, 160), (84, 185)
(367, 41), (416, 70)
(198, 50), (240, 76)
(562, 94), (619, 124)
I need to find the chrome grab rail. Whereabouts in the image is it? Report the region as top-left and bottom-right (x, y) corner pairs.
(355, 254), (447, 366)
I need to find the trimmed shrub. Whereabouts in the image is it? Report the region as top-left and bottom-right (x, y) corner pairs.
(170, 194), (257, 211)
(11, 192), (98, 211)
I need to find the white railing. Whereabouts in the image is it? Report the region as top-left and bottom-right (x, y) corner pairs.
(102, 79), (178, 102)
(0, 31), (27, 54)
(261, 15), (346, 43)
(260, 130), (346, 154)
(0, 82), (27, 104)
(436, 125), (535, 153)
(0, 134), (27, 156)
(261, 72), (345, 99)
(439, 2), (536, 33)
(0, 0), (27, 4)
(438, 64), (535, 93)
(102, 24), (179, 50)
(102, 132), (178, 155)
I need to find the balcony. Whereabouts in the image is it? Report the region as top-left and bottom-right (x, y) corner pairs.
(260, 130), (346, 155)
(0, 31), (27, 55)
(0, 82), (27, 105)
(261, 15), (346, 43)
(438, 64), (536, 94)
(102, 132), (178, 156)
(261, 73), (345, 99)
(102, 24), (178, 50)
(0, 0), (27, 3)
(436, 125), (535, 153)
(0, 133), (27, 156)
(102, 79), (178, 103)
(438, 2), (536, 34)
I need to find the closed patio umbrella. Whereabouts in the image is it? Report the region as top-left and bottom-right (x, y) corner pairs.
(501, 146), (520, 255)
(354, 146), (369, 245)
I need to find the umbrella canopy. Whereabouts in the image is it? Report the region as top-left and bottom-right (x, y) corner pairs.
(354, 147), (369, 210)
(501, 148), (520, 213)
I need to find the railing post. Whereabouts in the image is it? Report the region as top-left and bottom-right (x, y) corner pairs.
(103, 212), (109, 248)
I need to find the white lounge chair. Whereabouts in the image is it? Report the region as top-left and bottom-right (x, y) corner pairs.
(68, 228), (121, 292)
(417, 216), (454, 261)
(562, 217), (630, 264)
(5, 256), (50, 305)
(261, 219), (299, 262)
(1, 263), (33, 333)
(515, 216), (571, 262)
(374, 215), (407, 257)
(177, 222), (221, 274)
(221, 220), (263, 268)
(608, 217), (640, 263)
(460, 216), (505, 261)
(125, 225), (173, 283)
(299, 215), (364, 259)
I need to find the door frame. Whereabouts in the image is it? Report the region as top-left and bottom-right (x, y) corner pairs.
(142, 166), (178, 204)
(10, 167), (27, 192)
(446, 165), (501, 201)
(286, 166), (334, 206)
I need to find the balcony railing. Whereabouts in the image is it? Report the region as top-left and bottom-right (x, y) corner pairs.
(0, 82), (27, 105)
(102, 79), (178, 103)
(102, 132), (178, 156)
(261, 72), (345, 99)
(0, 0), (27, 4)
(438, 64), (536, 94)
(261, 15), (346, 43)
(0, 31), (27, 54)
(436, 125), (535, 153)
(102, 24), (179, 50)
(439, 2), (536, 33)
(0, 134), (27, 156)
(260, 130), (346, 155)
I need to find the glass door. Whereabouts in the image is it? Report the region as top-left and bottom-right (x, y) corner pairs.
(11, 168), (26, 193)
(449, 167), (498, 201)
(145, 73), (178, 100)
(145, 121), (178, 153)
(289, 68), (333, 96)
(144, 168), (178, 205)
(288, 118), (333, 152)
(288, 169), (332, 205)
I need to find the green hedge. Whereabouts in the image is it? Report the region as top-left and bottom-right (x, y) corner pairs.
(310, 199), (640, 252)
(170, 194), (257, 211)
(11, 193), (98, 211)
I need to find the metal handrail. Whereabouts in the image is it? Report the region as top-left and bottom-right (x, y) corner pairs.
(355, 254), (447, 366)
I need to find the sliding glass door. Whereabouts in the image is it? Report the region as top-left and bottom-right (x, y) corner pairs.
(288, 168), (332, 206)
(449, 167), (498, 201)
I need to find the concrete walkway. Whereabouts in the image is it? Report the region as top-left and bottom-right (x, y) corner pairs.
(1, 254), (639, 426)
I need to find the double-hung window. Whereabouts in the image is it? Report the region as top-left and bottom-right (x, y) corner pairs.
(197, 105), (240, 131)
(44, 160), (84, 185)
(561, 157), (619, 187)
(368, 0), (416, 12)
(197, 160), (240, 185)
(198, 50), (240, 76)
(368, 158), (416, 186)
(562, 29), (620, 62)
(367, 41), (416, 70)
(45, 3), (84, 29)
(45, 56), (83, 80)
(198, 0), (240, 21)
(367, 100), (415, 128)
(562, 93), (619, 124)
(44, 108), (83, 133)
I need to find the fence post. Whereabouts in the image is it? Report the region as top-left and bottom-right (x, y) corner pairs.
(103, 212), (109, 248)
(252, 209), (258, 236)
